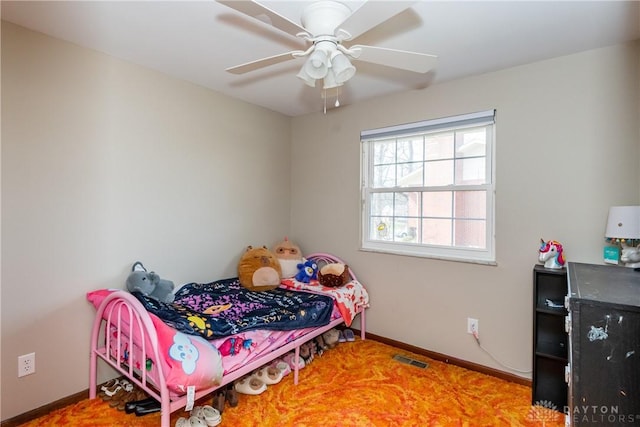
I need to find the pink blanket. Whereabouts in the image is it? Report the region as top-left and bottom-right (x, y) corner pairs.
(279, 279), (369, 326)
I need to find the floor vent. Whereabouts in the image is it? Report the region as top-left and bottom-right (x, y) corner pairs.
(392, 354), (428, 369)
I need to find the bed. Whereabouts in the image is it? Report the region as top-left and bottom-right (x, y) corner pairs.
(88, 253), (369, 427)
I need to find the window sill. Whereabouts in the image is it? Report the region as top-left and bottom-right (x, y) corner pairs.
(358, 247), (498, 266)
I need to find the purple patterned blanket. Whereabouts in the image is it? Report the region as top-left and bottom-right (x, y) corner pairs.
(132, 277), (334, 339)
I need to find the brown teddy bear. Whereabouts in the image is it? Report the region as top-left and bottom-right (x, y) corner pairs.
(238, 246), (282, 292)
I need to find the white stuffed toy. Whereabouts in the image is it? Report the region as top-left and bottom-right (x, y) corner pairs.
(272, 237), (304, 279)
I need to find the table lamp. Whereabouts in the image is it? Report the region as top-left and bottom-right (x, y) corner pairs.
(605, 206), (640, 267)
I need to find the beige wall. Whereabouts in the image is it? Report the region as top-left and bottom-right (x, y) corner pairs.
(290, 42), (640, 377)
(2, 19), (639, 422)
(0, 22), (291, 420)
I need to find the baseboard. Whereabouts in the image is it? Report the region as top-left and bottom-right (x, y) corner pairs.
(0, 389), (89, 427)
(1, 332), (530, 425)
(356, 329), (532, 387)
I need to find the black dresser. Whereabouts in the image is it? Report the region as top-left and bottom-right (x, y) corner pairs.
(566, 262), (640, 426)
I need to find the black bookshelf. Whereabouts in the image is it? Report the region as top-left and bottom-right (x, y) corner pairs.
(532, 265), (568, 410)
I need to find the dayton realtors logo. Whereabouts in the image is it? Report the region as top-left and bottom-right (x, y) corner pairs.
(568, 405), (640, 424)
(526, 400), (563, 424)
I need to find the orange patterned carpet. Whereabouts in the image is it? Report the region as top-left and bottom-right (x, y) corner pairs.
(20, 338), (564, 426)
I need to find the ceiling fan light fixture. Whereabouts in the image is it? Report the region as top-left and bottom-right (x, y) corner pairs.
(330, 51), (356, 84)
(304, 49), (329, 79)
(218, 0), (439, 113)
(323, 68), (342, 90)
(296, 66), (317, 87)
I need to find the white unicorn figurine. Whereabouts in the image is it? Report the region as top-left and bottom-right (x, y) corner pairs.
(538, 239), (566, 269)
(620, 243), (640, 268)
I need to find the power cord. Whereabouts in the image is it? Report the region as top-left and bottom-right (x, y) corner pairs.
(472, 331), (532, 375)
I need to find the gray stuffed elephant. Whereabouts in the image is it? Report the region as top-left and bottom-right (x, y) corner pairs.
(126, 261), (175, 303)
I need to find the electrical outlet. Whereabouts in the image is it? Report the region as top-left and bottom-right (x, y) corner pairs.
(467, 318), (479, 336)
(18, 353), (35, 377)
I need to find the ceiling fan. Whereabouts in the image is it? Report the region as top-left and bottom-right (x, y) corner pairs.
(217, 0), (437, 92)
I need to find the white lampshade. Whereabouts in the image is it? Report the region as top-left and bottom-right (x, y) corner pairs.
(605, 206), (640, 239)
(322, 68), (343, 90)
(303, 49), (329, 79)
(296, 66), (316, 87)
(330, 51), (356, 84)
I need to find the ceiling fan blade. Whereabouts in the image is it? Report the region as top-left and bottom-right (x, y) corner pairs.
(350, 45), (437, 74)
(338, 1), (416, 40)
(217, 0), (307, 38)
(226, 51), (302, 75)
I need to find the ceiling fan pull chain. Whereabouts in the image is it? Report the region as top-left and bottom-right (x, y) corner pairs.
(323, 90), (327, 114)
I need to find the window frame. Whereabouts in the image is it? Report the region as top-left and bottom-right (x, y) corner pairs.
(360, 110), (496, 264)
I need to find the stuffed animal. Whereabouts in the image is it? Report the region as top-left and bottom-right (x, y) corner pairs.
(238, 246), (282, 292)
(322, 329), (340, 349)
(317, 263), (350, 288)
(295, 260), (318, 283)
(126, 261), (175, 303)
(272, 237), (304, 279)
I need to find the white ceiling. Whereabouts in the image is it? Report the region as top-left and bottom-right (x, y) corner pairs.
(2, 1), (639, 117)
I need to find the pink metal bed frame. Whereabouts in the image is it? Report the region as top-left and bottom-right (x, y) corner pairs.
(89, 253), (366, 427)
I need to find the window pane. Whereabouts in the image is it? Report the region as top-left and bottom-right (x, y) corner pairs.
(454, 191), (486, 219)
(370, 216), (392, 241)
(394, 192), (420, 217)
(422, 218), (452, 245)
(455, 128), (486, 159)
(423, 191), (452, 217)
(455, 157), (485, 185)
(425, 132), (454, 160)
(425, 160), (453, 186)
(370, 192), (394, 216)
(397, 136), (423, 163)
(408, 218), (420, 242)
(394, 218), (417, 242)
(373, 140), (395, 165)
(454, 219), (486, 248)
(397, 162), (423, 187)
(373, 164), (396, 188)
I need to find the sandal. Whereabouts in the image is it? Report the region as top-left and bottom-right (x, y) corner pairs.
(98, 380), (122, 400)
(189, 417), (208, 427)
(108, 381), (134, 407)
(102, 379), (131, 401)
(191, 405), (221, 426)
(270, 359), (291, 377)
(251, 366), (282, 385)
(282, 352), (305, 371)
(99, 378), (119, 393)
(117, 388), (147, 411)
(176, 417), (207, 427)
(234, 376), (266, 395)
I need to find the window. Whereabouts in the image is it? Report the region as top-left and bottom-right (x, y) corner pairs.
(360, 110), (495, 264)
